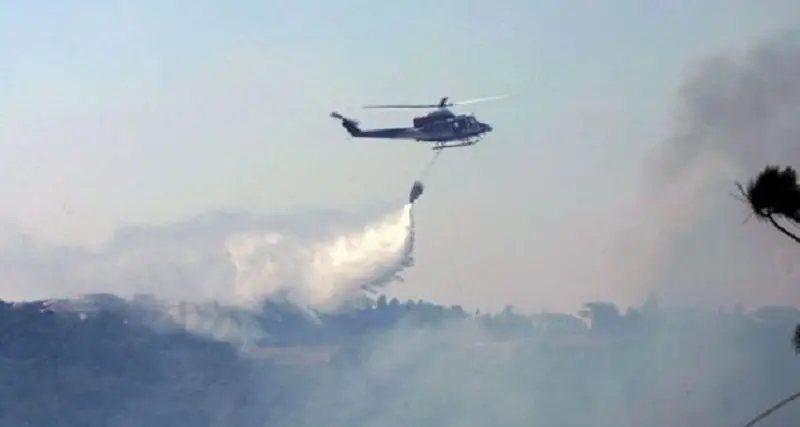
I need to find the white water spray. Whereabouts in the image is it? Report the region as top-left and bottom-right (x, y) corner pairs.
(226, 203), (415, 312)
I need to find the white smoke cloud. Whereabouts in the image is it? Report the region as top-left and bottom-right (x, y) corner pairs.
(0, 203), (416, 316)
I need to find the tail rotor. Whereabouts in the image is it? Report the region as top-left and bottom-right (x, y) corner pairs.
(330, 111), (361, 137)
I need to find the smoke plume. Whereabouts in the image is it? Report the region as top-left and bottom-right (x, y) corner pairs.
(622, 30), (800, 308)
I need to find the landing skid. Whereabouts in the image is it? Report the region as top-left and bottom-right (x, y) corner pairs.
(431, 136), (483, 151)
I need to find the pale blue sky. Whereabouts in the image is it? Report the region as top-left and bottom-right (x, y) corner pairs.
(0, 0), (797, 312)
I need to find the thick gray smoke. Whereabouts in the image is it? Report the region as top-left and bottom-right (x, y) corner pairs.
(624, 31), (800, 308)
(290, 311), (800, 427)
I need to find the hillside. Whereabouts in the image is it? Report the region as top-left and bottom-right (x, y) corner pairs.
(1, 295), (799, 426)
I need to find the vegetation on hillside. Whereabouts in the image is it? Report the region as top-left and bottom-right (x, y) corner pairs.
(1, 294), (799, 426)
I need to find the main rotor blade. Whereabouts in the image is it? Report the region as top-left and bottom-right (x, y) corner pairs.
(362, 94), (509, 109)
(451, 94), (509, 106)
(363, 104), (440, 109)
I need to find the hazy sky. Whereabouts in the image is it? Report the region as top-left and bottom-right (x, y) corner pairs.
(1, 0), (798, 312)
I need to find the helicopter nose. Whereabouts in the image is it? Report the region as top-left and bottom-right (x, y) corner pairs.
(484, 123), (492, 132)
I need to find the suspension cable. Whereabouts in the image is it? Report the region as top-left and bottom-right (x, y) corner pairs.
(417, 149), (443, 183)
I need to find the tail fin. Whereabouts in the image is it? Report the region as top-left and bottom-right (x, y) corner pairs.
(330, 112), (361, 136)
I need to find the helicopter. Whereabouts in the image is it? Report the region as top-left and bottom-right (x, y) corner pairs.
(329, 95), (504, 150)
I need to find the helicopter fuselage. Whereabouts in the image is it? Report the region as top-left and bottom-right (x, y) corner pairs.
(330, 105), (493, 149)
(411, 110), (491, 142)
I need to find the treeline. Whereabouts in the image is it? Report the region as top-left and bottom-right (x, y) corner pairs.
(1, 294), (799, 426)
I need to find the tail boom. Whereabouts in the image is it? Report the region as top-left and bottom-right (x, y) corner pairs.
(330, 112), (362, 136)
(330, 112), (418, 140)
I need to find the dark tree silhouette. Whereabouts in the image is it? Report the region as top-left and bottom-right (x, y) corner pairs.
(737, 165), (800, 350)
(736, 165), (800, 427)
(742, 390), (800, 427)
(736, 165), (800, 244)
